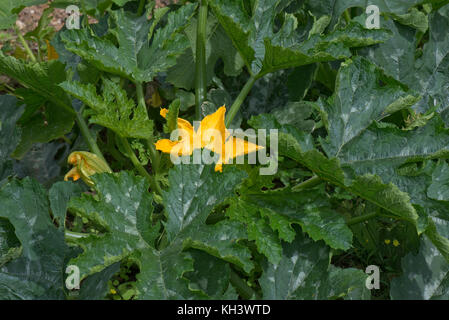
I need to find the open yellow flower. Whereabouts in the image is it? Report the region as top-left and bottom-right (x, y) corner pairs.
(155, 106), (263, 172)
(64, 151), (112, 186)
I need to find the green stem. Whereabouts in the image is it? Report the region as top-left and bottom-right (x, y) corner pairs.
(119, 135), (162, 195)
(195, 0), (208, 120)
(137, 0), (146, 16)
(4, 83), (15, 91)
(135, 81), (146, 107)
(65, 230), (89, 241)
(14, 26), (36, 62)
(347, 212), (379, 226)
(75, 111), (111, 171)
(105, 130), (129, 165)
(229, 270), (256, 300)
(225, 74), (257, 127)
(292, 175), (322, 191)
(80, 0), (89, 28)
(135, 81), (160, 173)
(344, 9), (351, 23)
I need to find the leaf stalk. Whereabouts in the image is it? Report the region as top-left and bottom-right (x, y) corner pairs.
(14, 25), (37, 62)
(347, 212), (379, 226)
(119, 135), (162, 195)
(229, 270), (256, 300)
(195, 0), (208, 120)
(135, 81), (161, 174)
(225, 74), (257, 127)
(75, 111), (112, 171)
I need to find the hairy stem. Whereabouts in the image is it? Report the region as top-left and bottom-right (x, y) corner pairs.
(65, 230), (89, 241)
(137, 0), (146, 16)
(119, 135), (162, 195)
(344, 9), (351, 23)
(75, 112), (111, 171)
(292, 175), (322, 191)
(347, 212), (379, 226)
(135, 81), (160, 173)
(14, 26), (36, 62)
(225, 74), (257, 127)
(229, 270), (256, 300)
(195, 0), (208, 120)
(80, 0), (89, 28)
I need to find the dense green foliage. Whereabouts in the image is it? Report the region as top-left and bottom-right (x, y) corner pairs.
(1, 0), (449, 300)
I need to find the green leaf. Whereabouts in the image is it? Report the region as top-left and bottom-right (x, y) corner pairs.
(226, 199), (284, 265)
(67, 171), (154, 279)
(163, 99), (180, 134)
(13, 141), (69, 187)
(182, 220), (254, 273)
(260, 231), (369, 299)
(0, 178), (70, 299)
(186, 250), (238, 299)
(0, 53), (72, 111)
(301, 56), (449, 231)
(319, 57), (420, 157)
(389, 8), (429, 33)
(244, 188), (353, 251)
(0, 95), (23, 182)
(391, 217), (449, 299)
(77, 262), (120, 300)
(286, 64), (318, 101)
(278, 134), (419, 225)
(64, 170), (197, 299)
(60, 79), (154, 139)
(60, 4), (197, 82)
(13, 101), (75, 158)
(427, 162), (449, 201)
(210, 0), (391, 77)
(49, 181), (83, 230)
(0, 54), (75, 158)
(161, 163), (253, 275)
(0, 218), (20, 260)
(135, 244), (202, 299)
(68, 165), (250, 299)
(248, 109), (315, 152)
(163, 163), (247, 242)
(362, 5), (449, 124)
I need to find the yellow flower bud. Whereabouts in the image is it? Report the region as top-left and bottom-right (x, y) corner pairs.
(64, 151), (111, 186)
(384, 239), (391, 245)
(393, 239), (400, 247)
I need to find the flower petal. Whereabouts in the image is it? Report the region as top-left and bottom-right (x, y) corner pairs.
(222, 136), (264, 164)
(64, 167), (81, 182)
(160, 108), (169, 118)
(199, 106), (227, 148)
(155, 139), (180, 153)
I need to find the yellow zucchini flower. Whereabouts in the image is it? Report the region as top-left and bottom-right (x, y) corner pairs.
(155, 106), (263, 172)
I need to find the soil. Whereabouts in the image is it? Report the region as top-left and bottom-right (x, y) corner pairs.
(0, 0), (175, 86)
(3, 0), (175, 44)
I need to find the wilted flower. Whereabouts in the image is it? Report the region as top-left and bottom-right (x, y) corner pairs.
(64, 151), (112, 186)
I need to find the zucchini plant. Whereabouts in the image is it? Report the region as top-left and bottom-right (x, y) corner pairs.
(1, 0), (449, 300)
